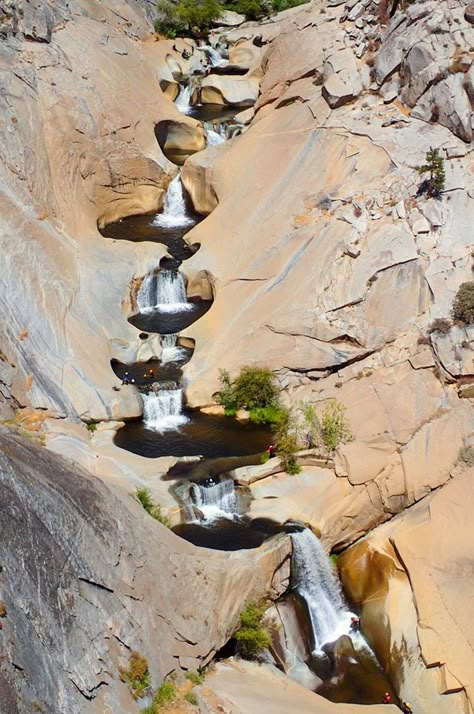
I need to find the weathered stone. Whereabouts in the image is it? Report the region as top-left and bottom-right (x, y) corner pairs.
(216, 10), (245, 27)
(322, 72), (358, 108)
(201, 74), (260, 105)
(432, 74), (472, 143)
(464, 3), (474, 23)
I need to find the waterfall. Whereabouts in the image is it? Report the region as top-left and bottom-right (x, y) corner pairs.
(143, 389), (188, 431)
(137, 270), (193, 314)
(204, 121), (226, 147)
(153, 174), (194, 228)
(175, 84), (192, 113)
(161, 334), (186, 363)
(291, 529), (353, 652)
(189, 479), (238, 521)
(201, 45), (227, 67)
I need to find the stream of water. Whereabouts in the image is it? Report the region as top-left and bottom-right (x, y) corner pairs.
(291, 529), (354, 652)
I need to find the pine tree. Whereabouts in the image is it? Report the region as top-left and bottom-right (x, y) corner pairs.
(418, 147), (446, 198)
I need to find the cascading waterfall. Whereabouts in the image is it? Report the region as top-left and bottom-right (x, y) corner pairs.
(143, 387), (188, 431)
(203, 121), (226, 146)
(291, 529), (354, 652)
(188, 479), (238, 521)
(161, 334), (186, 363)
(137, 270), (193, 314)
(175, 83), (192, 113)
(153, 174), (194, 228)
(201, 45), (227, 67)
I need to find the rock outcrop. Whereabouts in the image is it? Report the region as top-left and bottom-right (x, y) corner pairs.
(338, 469), (474, 714)
(0, 427), (291, 713)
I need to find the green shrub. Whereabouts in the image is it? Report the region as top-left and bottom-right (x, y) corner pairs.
(276, 432), (301, 474)
(86, 422), (98, 432)
(186, 670), (205, 685)
(119, 651), (150, 699)
(452, 282), (474, 324)
(235, 601), (271, 659)
(320, 400), (352, 453)
(185, 691), (198, 705)
(260, 451), (270, 464)
(216, 366), (279, 413)
(135, 487), (170, 528)
(417, 147), (445, 197)
(156, 0), (221, 36)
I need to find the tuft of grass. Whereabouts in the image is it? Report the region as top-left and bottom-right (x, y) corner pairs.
(86, 422), (98, 432)
(185, 670), (205, 686)
(427, 318), (451, 334)
(185, 691), (198, 706)
(135, 487), (170, 528)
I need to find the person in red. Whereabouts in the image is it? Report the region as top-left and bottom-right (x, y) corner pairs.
(268, 444), (276, 458)
(383, 692), (392, 704)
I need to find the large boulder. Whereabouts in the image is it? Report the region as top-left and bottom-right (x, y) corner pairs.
(339, 470), (474, 714)
(200, 74), (260, 106)
(432, 74), (472, 143)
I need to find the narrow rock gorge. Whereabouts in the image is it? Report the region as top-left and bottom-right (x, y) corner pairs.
(0, 0), (473, 712)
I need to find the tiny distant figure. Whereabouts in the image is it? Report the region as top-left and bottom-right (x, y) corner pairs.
(130, 377), (135, 384)
(122, 371), (130, 385)
(148, 368), (154, 378)
(350, 615), (360, 632)
(268, 444), (276, 458)
(401, 704), (413, 714)
(383, 692), (392, 704)
(182, 49), (190, 60)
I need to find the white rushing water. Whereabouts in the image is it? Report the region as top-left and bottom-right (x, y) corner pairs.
(204, 121), (226, 147)
(292, 529), (354, 652)
(175, 83), (192, 113)
(189, 479), (238, 521)
(201, 45), (227, 67)
(161, 334), (187, 364)
(143, 389), (188, 431)
(137, 270), (193, 314)
(153, 174), (194, 228)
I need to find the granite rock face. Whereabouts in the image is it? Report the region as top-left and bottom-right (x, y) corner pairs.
(0, 427), (291, 713)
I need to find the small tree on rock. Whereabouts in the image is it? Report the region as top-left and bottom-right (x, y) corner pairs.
(452, 281), (474, 324)
(417, 147), (445, 198)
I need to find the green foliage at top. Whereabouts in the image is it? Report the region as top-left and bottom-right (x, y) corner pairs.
(216, 366), (280, 415)
(452, 282), (474, 324)
(155, 0), (308, 37)
(135, 487), (171, 528)
(119, 651), (150, 699)
(235, 601), (271, 659)
(155, 0), (221, 36)
(417, 147), (446, 198)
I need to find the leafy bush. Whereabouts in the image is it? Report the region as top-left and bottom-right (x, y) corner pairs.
(298, 400), (352, 454)
(235, 601), (271, 659)
(135, 487), (170, 528)
(216, 366), (279, 415)
(427, 317), (451, 334)
(119, 651), (150, 699)
(417, 147), (445, 197)
(452, 282), (474, 324)
(320, 401), (352, 453)
(277, 433), (300, 474)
